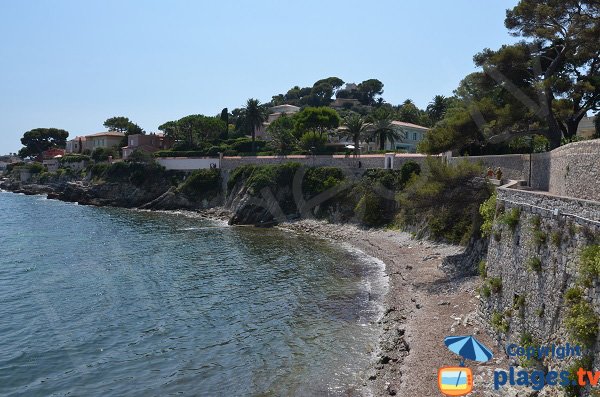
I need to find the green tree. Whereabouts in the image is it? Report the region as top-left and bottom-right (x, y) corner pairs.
(369, 108), (404, 150)
(18, 128), (69, 158)
(357, 79), (384, 105)
(294, 107), (341, 138)
(219, 108), (229, 139)
(340, 114), (369, 156)
(398, 99), (421, 124)
(243, 98), (267, 153)
(158, 121), (178, 141)
(266, 115), (298, 155)
(595, 114), (600, 138)
(486, 0), (599, 148)
(103, 116), (131, 133)
(176, 115), (226, 148)
(426, 95), (450, 123)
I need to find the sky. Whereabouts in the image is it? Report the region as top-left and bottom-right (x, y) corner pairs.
(0, 0), (519, 154)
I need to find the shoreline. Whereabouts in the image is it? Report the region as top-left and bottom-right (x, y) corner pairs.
(275, 219), (505, 396)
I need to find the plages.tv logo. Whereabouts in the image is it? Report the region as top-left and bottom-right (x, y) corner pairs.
(438, 335), (493, 396)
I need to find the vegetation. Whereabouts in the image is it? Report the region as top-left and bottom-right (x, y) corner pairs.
(579, 245), (600, 287)
(420, 0), (600, 154)
(489, 277), (503, 293)
(526, 257), (542, 272)
(499, 207), (521, 233)
(91, 147), (117, 162)
(87, 161), (172, 188)
(397, 158), (492, 244)
(479, 191), (497, 237)
(550, 231), (562, 247)
(18, 128), (69, 159)
(491, 311), (509, 333)
(478, 260), (487, 278)
(178, 169), (221, 196)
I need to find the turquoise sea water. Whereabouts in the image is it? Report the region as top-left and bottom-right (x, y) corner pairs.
(0, 191), (387, 396)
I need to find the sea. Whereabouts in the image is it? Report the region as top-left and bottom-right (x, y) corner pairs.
(0, 190), (388, 396)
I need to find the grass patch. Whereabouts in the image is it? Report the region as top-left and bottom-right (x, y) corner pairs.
(532, 230), (547, 248)
(478, 260), (487, 278)
(526, 257), (542, 272)
(489, 277), (502, 293)
(499, 207), (521, 233)
(564, 288), (599, 346)
(579, 245), (600, 287)
(550, 231), (562, 247)
(480, 284), (491, 298)
(479, 192), (497, 237)
(491, 311), (509, 333)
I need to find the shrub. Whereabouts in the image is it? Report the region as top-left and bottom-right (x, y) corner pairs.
(489, 277), (502, 293)
(530, 215), (541, 229)
(299, 132), (327, 152)
(396, 158), (492, 244)
(60, 154), (90, 163)
(399, 161), (421, 185)
(550, 231), (562, 247)
(478, 260), (487, 278)
(302, 167), (345, 196)
(532, 230), (547, 248)
(499, 207), (521, 233)
(178, 169), (221, 196)
(480, 284), (491, 298)
(91, 147), (117, 162)
(493, 230), (502, 242)
(565, 300), (599, 347)
(479, 192), (497, 237)
(564, 287), (583, 306)
(564, 356), (594, 396)
(579, 245), (600, 286)
(513, 294), (526, 311)
(526, 257), (542, 272)
(491, 311), (509, 333)
(26, 162), (45, 174)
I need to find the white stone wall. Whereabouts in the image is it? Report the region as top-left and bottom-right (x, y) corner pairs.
(156, 157), (220, 171)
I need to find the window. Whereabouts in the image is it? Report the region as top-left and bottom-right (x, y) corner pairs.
(413, 132), (417, 141)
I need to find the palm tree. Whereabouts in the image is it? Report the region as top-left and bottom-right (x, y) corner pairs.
(369, 109), (405, 150)
(341, 114), (369, 157)
(244, 98), (267, 153)
(426, 95), (448, 123)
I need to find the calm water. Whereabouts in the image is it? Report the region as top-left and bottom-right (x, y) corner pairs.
(0, 191), (387, 396)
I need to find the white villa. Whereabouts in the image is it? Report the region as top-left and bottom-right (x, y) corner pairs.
(335, 120), (429, 153)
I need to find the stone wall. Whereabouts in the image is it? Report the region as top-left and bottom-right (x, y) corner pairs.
(220, 154), (428, 171)
(449, 139), (600, 201)
(547, 139), (600, 201)
(480, 185), (600, 377)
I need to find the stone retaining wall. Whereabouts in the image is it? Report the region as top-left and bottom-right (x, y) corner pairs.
(220, 154), (428, 171)
(480, 184), (600, 373)
(450, 139), (600, 202)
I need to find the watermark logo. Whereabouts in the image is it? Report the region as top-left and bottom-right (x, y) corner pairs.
(438, 335), (493, 396)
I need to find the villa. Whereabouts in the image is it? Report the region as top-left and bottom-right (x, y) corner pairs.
(65, 131), (125, 154)
(122, 133), (172, 159)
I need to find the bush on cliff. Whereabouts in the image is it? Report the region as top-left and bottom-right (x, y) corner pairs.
(397, 158), (492, 244)
(88, 162), (169, 187)
(302, 167), (345, 196)
(479, 191), (497, 237)
(178, 169), (221, 197)
(579, 245), (600, 286)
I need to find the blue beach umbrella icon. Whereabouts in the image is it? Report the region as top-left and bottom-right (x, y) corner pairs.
(444, 335), (493, 366)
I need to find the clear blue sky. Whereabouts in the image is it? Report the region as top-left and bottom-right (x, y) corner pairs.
(0, 0), (519, 154)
